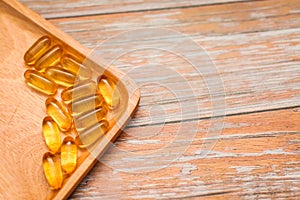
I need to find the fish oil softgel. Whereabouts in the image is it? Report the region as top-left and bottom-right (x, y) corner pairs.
(35, 45), (63, 71)
(24, 36), (52, 66)
(74, 107), (108, 131)
(97, 76), (120, 109)
(42, 152), (63, 190)
(61, 54), (91, 80)
(61, 81), (97, 104)
(45, 66), (77, 87)
(23, 35), (122, 190)
(76, 120), (109, 148)
(61, 137), (77, 174)
(68, 94), (104, 117)
(24, 69), (58, 95)
(42, 116), (61, 153)
(46, 97), (72, 132)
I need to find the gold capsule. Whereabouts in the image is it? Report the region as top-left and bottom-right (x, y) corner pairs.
(61, 81), (97, 104)
(61, 54), (91, 80)
(45, 65), (77, 87)
(24, 36), (52, 66)
(24, 69), (58, 95)
(61, 136), (77, 174)
(76, 120), (109, 148)
(97, 77), (120, 109)
(68, 94), (104, 117)
(42, 116), (61, 153)
(74, 107), (108, 131)
(35, 45), (63, 71)
(46, 97), (72, 132)
(42, 152), (63, 190)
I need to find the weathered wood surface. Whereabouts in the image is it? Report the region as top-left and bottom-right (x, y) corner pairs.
(47, 0), (300, 127)
(19, 0), (300, 199)
(19, 0), (251, 19)
(73, 108), (300, 199)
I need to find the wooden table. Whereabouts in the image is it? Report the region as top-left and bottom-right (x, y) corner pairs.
(19, 0), (300, 199)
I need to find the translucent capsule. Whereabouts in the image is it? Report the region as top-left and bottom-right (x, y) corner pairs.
(35, 45), (63, 71)
(24, 36), (52, 66)
(97, 77), (120, 109)
(42, 116), (61, 153)
(68, 94), (104, 117)
(74, 106), (108, 131)
(76, 120), (109, 148)
(46, 97), (72, 132)
(61, 137), (77, 174)
(61, 54), (91, 80)
(45, 66), (77, 87)
(42, 152), (63, 190)
(24, 69), (58, 95)
(61, 81), (97, 104)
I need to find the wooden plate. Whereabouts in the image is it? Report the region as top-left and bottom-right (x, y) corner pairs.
(0, 0), (140, 199)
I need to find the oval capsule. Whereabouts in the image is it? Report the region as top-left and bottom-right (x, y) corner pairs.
(76, 120), (109, 148)
(46, 97), (72, 132)
(42, 116), (61, 153)
(24, 36), (52, 66)
(68, 94), (104, 117)
(42, 152), (63, 190)
(74, 106), (108, 131)
(24, 69), (58, 95)
(45, 65), (77, 87)
(61, 54), (91, 80)
(61, 81), (97, 104)
(97, 77), (120, 109)
(35, 45), (63, 71)
(61, 136), (77, 174)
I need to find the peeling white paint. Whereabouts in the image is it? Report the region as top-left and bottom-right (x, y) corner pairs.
(222, 122), (250, 129)
(180, 148), (298, 162)
(207, 17), (222, 22)
(126, 139), (161, 145)
(250, 12), (268, 19)
(230, 166), (260, 173)
(220, 22), (240, 28)
(180, 163), (198, 175)
(197, 131), (299, 141)
(263, 148), (285, 155)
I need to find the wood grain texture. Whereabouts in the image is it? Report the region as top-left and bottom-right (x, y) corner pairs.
(48, 0), (300, 127)
(19, 0), (251, 19)
(12, 0), (300, 199)
(71, 108), (300, 199)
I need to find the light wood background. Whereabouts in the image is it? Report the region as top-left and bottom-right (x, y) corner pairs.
(19, 0), (300, 199)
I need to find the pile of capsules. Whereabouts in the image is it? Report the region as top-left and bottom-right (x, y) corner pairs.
(23, 35), (120, 190)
